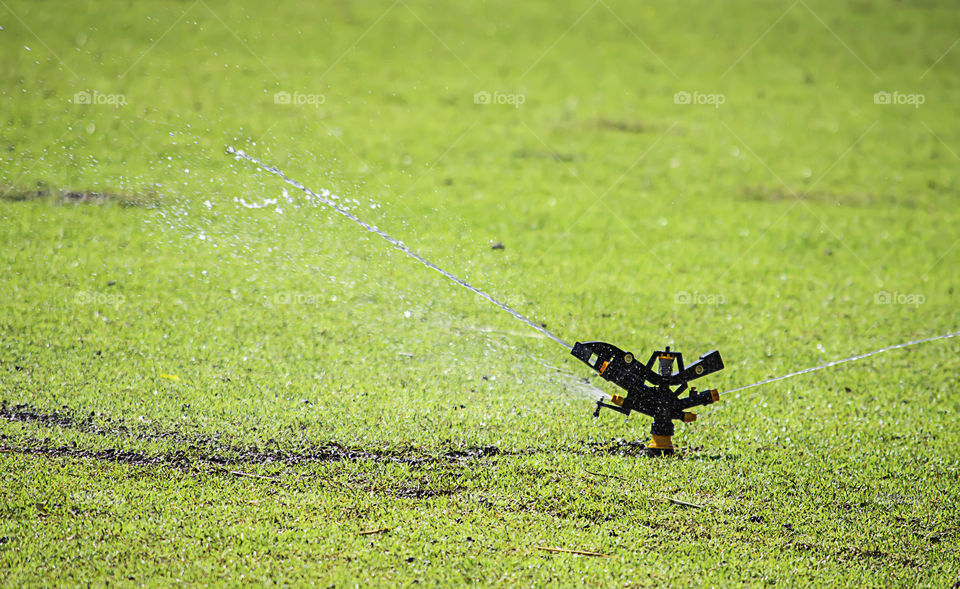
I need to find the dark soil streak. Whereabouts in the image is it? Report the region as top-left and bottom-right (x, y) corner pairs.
(1, 402), (728, 467)
(0, 186), (153, 206)
(0, 441), (465, 501)
(0, 403), (509, 467)
(1, 442), (192, 468)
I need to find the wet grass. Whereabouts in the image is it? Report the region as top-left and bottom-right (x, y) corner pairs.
(1, 0), (959, 586)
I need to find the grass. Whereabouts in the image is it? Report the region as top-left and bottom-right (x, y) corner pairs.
(1, 0), (959, 586)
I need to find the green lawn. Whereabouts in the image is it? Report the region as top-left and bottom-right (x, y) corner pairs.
(1, 0), (958, 586)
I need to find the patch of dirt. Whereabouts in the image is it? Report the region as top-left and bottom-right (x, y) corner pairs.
(578, 438), (730, 460)
(839, 546), (886, 560)
(511, 149), (581, 162)
(0, 185), (155, 207)
(393, 485), (460, 500)
(0, 437), (195, 469)
(738, 185), (897, 208)
(0, 403), (79, 429)
(0, 402), (505, 468)
(442, 445), (502, 460)
(581, 438), (650, 456)
(1, 402), (213, 446)
(0, 437), (471, 501)
(587, 118), (686, 136)
(591, 118), (650, 134)
(1, 403), (731, 472)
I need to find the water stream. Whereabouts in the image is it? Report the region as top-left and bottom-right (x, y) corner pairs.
(227, 147), (572, 351)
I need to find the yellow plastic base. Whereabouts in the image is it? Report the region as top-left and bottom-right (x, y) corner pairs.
(648, 435), (674, 450)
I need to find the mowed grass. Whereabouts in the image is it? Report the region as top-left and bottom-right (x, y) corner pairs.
(1, 0), (959, 586)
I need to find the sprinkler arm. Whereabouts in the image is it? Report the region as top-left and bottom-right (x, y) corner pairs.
(571, 341), (723, 395)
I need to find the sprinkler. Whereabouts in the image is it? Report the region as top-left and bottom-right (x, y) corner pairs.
(571, 342), (724, 456)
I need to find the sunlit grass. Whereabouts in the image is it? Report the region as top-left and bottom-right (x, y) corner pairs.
(1, 0), (958, 586)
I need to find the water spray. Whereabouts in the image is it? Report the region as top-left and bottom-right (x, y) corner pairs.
(722, 331), (959, 398)
(227, 147), (570, 350)
(228, 146), (957, 456)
